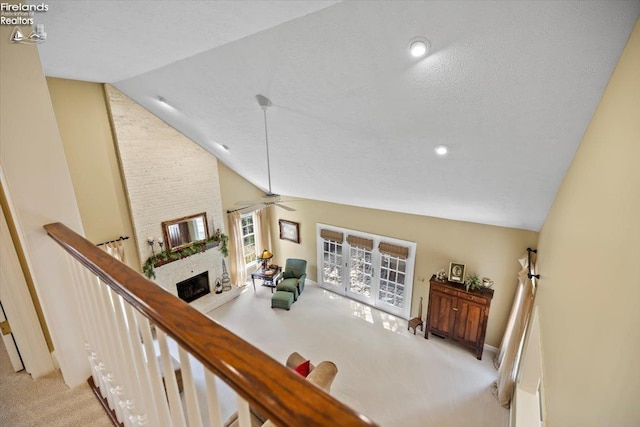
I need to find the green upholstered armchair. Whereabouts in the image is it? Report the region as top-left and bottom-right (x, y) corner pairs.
(276, 258), (307, 299)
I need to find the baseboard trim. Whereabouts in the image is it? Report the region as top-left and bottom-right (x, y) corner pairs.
(484, 343), (498, 354)
(88, 377), (123, 427)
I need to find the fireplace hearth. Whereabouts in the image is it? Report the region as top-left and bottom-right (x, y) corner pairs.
(176, 271), (210, 303)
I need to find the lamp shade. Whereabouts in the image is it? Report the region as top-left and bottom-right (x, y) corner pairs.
(260, 249), (273, 260)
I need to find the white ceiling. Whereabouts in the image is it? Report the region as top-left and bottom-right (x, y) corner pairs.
(37, 1), (640, 231)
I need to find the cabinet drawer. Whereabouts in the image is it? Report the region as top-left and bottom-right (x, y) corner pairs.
(456, 291), (487, 305)
(431, 283), (455, 295)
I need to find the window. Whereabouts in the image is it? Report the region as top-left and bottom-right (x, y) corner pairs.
(241, 213), (257, 265)
(316, 224), (416, 319)
(379, 254), (406, 308)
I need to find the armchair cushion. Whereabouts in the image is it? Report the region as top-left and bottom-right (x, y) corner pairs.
(282, 270), (296, 279)
(284, 258), (307, 278)
(275, 279), (299, 300)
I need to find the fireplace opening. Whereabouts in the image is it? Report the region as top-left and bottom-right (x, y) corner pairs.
(176, 271), (210, 303)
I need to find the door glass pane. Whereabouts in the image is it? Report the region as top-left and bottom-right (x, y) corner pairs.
(349, 246), (373, 297)
(378, 254), (408, 309)
(322, 239), (343, 287)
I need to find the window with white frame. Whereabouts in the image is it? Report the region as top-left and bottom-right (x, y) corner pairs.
(241, 213), (257, 265)
(316, 224), (416, 319)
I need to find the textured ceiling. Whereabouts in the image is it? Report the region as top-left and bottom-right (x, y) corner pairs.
(37, 1), (640, 231)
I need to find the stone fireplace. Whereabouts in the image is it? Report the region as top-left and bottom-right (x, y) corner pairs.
(176, 271), (210, 303)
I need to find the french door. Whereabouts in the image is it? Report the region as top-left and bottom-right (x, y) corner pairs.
(317, 224), (415, 319)
(346, 244), (375, 305)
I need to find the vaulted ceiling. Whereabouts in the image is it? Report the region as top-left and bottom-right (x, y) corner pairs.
(37, 1), (640, 231)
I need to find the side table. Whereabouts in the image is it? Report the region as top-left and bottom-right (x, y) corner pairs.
(250, 267), (282, 292)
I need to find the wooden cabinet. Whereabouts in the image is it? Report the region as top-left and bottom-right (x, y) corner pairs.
(425, 275), (494, 360)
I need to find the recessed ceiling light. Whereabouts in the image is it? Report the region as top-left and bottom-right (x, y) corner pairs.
(215, 142), (229, 152)
(434, 145), (449, 156)
(409, 37), (430, 58)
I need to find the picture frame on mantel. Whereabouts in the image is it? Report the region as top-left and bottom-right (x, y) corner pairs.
(448, 262), (466, 283)
(279, 219), (300, 244)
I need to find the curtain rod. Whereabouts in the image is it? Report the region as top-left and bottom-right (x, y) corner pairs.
(526, 248), (540, 279)
(226, 206), (261, 214)
(97, 236), (129, 247)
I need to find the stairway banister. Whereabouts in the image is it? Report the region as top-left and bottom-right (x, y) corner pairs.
(45, 222), (377, 427)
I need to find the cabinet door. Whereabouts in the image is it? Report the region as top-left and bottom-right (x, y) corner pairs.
(428, 291), (456, 337)
(453, 299), (484, 346)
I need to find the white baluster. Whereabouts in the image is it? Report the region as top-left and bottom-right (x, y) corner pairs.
(94, 279), (129, 423)
(65, 256), (97, 384)
(237, 396), (251, 427)
(111, 291), (147, 424)
(178, 346), (203, 427)
(82, 269), (121, 420)
(205, 371), (224, 427)
(157, 329), (187, 427)
(122, 304), (162, 427)
(137, 314), (172, 427)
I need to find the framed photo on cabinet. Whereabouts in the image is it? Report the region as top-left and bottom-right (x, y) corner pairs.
(279, 219), (300, 244)
(448, 262), (466, 283)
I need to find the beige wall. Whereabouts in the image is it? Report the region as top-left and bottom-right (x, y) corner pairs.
(534, 20), (640, 427)
(0, 24), (89, 386)
(217, 159), (538, 347)
(264, 199), (537, 347)
(46, 78), (140, 270)
(218, 162), (273, 273)
(218, 161), (268, 221)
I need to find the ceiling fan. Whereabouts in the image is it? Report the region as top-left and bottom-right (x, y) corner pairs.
(234, 95), (296, 214)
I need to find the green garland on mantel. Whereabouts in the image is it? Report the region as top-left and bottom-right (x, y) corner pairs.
(143, 233), (228, 279)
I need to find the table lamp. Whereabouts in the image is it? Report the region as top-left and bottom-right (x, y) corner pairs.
(259, 249), (273, 270)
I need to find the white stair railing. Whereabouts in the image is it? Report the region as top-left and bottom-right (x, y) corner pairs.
(46, 222), (378, 427)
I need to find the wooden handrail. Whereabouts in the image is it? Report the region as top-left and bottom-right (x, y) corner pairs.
(45, 222), (378, 427)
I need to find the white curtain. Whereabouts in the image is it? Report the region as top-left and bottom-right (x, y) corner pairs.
(492, 251), (536, 408)
(103, 241), (126, 263)
(254, 208), (271, 258)
(227, 211), (247, 286)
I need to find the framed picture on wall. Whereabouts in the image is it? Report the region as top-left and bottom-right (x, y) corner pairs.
(279, 219), (300, 244)
(448, 262), (466, 283)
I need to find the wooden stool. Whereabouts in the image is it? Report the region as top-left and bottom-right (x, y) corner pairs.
(408, 296), (424, 335)
(408, 317), (423, 335)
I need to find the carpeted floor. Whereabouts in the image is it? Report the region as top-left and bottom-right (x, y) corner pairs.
(0, 339), (112, 427)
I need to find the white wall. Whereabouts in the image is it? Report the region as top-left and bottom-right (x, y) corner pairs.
(0, 25), (89, 387)
(105, 85), (224, 266)
(105, 85), (232, 306)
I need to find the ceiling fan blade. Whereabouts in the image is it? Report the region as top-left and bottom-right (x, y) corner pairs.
(274, 203), (296, 212)
(237, 204), (264, 214)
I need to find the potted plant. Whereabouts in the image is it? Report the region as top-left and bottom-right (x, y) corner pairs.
(465, 272), (481, 292)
